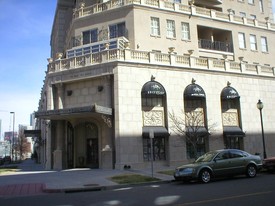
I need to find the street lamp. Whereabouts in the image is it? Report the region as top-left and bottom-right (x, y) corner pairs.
(10, 112), (15, 162)
(256, 100), (267, 159)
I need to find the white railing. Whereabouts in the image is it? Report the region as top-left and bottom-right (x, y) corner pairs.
(47, 48), (275, 78)
(73, 0), (275, 31)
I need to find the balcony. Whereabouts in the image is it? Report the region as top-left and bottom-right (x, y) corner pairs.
(47, 48), (275, 81)
(198, 39), (233, 53)
(66, 37), (129, 59)
(71, 0), (275, 30)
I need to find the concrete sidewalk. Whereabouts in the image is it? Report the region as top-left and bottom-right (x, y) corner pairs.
(0, 159), (174, 197)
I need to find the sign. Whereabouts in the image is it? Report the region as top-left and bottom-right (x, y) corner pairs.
(149, 130), (154, 139)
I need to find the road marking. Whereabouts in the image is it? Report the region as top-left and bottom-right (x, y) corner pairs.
(113, 187), (132, 191)
(177, 191), (273, 205)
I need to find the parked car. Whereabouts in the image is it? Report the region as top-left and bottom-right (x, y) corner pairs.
(263, 157), (275, 172)
(174, 149), (262, 183)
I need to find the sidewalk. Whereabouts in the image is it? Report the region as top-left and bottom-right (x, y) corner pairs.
(0, 159), (174, 197)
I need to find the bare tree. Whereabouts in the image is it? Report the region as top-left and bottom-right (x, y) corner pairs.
(169, 109), (216, 159)
(16, 126), (32, 160)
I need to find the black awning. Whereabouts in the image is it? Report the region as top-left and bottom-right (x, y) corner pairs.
(24, 130), (41, 137)
(223, 126), (245, 137)
(186, 126), (209, 137)
(141, 81), (166, 96)
(221, 86), (239, 99)
(142, 126), (170, 138)
(184, 84), (206, 99)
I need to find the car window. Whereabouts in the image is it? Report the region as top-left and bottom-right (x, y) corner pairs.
(230, 150), (244, 158)
(195, 151), (218, 162)
(215, 151), (230, 160)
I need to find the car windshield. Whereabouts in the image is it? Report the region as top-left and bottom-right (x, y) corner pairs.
(195, 151), (218, 163)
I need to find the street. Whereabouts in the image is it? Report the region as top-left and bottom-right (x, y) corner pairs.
(1, 172), (274, 206)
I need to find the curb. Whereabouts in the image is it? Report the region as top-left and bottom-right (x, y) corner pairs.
(43, 179), (173, 194)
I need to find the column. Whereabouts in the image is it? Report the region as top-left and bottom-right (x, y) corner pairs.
(53, 120), (65, 170)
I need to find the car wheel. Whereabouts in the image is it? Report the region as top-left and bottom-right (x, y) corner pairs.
(199, 169), (211, 183)
(246, 164), (257, 178)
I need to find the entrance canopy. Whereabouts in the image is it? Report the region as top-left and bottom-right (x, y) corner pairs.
(35, 104), (112, 120)
(24, 130), (41, 137)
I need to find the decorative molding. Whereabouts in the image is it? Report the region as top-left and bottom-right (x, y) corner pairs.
(222, 112), (238, 126)
(143, 110), (163, 126)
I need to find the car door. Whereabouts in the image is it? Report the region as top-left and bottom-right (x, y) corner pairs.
(212, 151), (232, 176)
(228, 150), (247, 175)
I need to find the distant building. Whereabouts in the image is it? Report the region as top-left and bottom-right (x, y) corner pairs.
(36, 0), (275, 170)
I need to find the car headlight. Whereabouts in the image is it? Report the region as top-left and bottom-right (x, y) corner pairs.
(179, 168), (194, 175)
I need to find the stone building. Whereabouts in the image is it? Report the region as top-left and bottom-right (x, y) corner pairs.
(35, 0), (275, 170)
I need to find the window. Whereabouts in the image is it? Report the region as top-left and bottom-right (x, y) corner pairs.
(238, 33), (246, 49)
(250, 14), (256, 20)
(109, 22), (126, 39)
(143, 138), (166, 161)
(142, 96), (163, 107)
(151, 17), (160, 36)
(230, 150), (244, 158)
(248, 0), (254, 4)
(83, 28), (98, 45)
(250, 34), (257, 50)
(181, 22), (190, 40)
(166, 20), (176, 38)
(261, 36), (268, 52)
(239, 12), (246, 17)
(186, 138), (206, 159)
(259, 0), (264, 12)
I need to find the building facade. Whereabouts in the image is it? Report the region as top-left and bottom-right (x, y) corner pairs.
(35, 0), (275, 170)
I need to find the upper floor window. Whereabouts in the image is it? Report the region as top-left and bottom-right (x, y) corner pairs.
(181, 22), (190, 40)
(250, 14), (256, 20)
(166, 19), (176, 38)
(83, 28), (98, 45)
(261, 36), (268, 52)
(151, 17), (160, 36)
(250, 34), (257, 51)
(259, 0), (264, 12)
(238, 32), (246, 49)
(239, 12), (246, 17)
(109, 22), (126, 39)
(248, 0), (254, 5)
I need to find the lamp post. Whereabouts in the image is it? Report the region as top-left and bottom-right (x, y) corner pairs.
(10, 112), (15, 162)
(256, 100), (267, 159)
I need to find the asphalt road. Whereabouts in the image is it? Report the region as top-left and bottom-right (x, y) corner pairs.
(1, 172), (275, 206)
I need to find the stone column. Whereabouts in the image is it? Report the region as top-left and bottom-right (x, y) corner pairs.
(47, 83), (54, 110)
(56, 83), (64, 109)
(53, 120), (64, 170)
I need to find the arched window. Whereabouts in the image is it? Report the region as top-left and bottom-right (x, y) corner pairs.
(184, 78), (208, 159)
(221, 82), (244, 149)
(141, 76), (169, 161)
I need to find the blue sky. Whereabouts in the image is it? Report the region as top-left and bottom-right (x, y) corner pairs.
(0, 1), (275, 140)
(0, 1), (56, 139)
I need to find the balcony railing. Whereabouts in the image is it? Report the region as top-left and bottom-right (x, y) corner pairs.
(73, 0), (275, 31)
(47, 48), (275, 80)
(198, 39), (233, 53)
